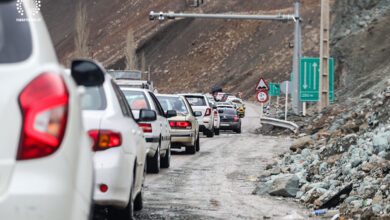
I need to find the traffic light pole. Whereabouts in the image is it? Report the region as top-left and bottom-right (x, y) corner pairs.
(149, 0), (302, 115)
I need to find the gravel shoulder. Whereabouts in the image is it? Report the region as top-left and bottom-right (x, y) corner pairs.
(135, 103), (313, 219)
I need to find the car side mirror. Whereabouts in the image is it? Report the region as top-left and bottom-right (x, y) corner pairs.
(218, 109), (224, 114)
(166, 110), (177, 118)
(194, 111), (202, 117)
(138, 109), (157, 122)
(71, 59), (105, 87)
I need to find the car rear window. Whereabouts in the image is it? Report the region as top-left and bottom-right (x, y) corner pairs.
(185, 96), (206, 106)
(222, 109), (237, 115)
(82, 86), (107, 110)
(157, 96), (189, 114)
(122, 90), (150, 110)
(0, 1), (32, 63)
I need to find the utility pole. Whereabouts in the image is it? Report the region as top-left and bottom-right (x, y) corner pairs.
(149, 1), (302, 115)
(318, 0), (330, 111)
(292, 0), (302, 115)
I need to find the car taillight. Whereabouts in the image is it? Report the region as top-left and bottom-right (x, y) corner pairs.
(234, 115), (239, 121)
(169, 121), (191, 129)
(88, 130), (122, 151)
(17, 73), (69, 160)
(205, 108), (211, 116)
(214, 110), (218, 115)
(177, 121), (191, 128)
(138, 123), (152, 133)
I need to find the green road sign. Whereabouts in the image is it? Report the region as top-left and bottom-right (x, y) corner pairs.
(299, 57), (334, 102)
(269, 83), (281, 96)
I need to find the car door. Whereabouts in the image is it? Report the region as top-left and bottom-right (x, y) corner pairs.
(148, 92), (170, 150)
(111, 81), (145, 193)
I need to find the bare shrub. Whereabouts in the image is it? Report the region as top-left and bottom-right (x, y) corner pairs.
(74, 1), (89, 57)
(141, 51), (146, 79)
(125, 29), (137, 70)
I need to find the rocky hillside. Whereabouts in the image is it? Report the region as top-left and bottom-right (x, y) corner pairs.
(41, 0), (324, 99)
(252, 1), (390, 218)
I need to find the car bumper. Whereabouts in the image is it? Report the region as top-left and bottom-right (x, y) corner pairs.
(145, 137), (159, 157)
(170, 130), (195, 146)
(93, 148), (133, 208)
(0, 160), (92, 220)
(219, 121), (240, 130)
(198, 117), (213, 130)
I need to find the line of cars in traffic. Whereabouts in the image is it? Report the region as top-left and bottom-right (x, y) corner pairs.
(0, 1), (246, 219)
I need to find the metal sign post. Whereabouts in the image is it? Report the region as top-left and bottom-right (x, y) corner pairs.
(149, 0), (303, 115)
(285, 82), (289, 120)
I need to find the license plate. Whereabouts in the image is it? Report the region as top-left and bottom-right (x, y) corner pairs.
(220, 123), (229, 126)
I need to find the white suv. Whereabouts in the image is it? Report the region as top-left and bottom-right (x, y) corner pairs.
(0, 2), (101, 219)
(82, 74), (148, 218)
(120, 88), (176, 173)
(182, 94), (215, 137)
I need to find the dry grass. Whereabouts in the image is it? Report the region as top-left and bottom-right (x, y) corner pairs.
(74, 1), (89, 57)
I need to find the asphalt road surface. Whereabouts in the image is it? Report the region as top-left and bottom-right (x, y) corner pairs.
(133, 103), (311, 220)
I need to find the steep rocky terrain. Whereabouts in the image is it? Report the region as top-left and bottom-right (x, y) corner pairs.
(252, 1), (390, 218)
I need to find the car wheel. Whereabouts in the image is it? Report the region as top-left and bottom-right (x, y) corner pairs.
(134, 162), (146, 211)
(195, 135), (200, 152)
(206, 128), (214, 138)
(236, 127), (242, 133)
(161, 143), (171, 168)
(215, 128), (220, 135)
(147, 145), (160, 174)
(185, 143), (196, 154)
(114, 180), (134, 220)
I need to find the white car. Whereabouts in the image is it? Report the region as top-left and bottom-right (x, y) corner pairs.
(120, 88), (176, 173)
(0, 1), (101, 219)
(82, 74), (147, 218)
(182, 94), (215, 137)
(212, 106), (221, 135)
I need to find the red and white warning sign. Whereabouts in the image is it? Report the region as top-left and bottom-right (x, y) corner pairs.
(255, 77), (270, 91)
(256, 91), (269, 103)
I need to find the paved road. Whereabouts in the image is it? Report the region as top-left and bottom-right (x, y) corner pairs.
(134, 103), (311, 219)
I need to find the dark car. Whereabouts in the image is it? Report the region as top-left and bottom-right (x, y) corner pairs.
(218, 108), (241, 133)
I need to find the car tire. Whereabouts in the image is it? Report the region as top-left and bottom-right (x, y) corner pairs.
(206, 128), (214, 138)
(215, 128), (220, 135)
(195, 135), (200, 152)
(134, 162), (146, 211)
(114, 180), (134, 220)
(235, 127), (242, 133)
(147, 145), (160, 174)
(161, 143), (171, 168)
(186, 144), (196, 154)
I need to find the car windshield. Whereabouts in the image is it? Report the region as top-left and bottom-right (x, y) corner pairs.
(0, 1), (32, 64)
(81, 86), (107, 110)
(185, 96), (206, 106)
(157, 96), (189, 114)
(122, 90), (150, 110)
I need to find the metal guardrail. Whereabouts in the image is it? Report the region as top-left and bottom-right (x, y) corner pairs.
(260, 117), (299, 133)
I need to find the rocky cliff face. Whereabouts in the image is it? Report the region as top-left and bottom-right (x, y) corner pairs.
(330, 0), (390, 100)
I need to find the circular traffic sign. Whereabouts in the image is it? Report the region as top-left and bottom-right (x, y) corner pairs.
(256, 91), (269, 103)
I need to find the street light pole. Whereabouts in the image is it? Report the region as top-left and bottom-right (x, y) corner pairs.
(292, 0), (302, 115)
(319, 0), (330, 111)
(149, 1), (302, 115)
